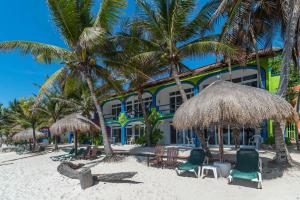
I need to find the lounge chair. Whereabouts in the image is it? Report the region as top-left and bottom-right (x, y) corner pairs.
(50, 148), (75, 161)
(163, 147), (179, 168)
(149, 145), (165, 166)
(60, 148), (85, 161)
(175, 149), (207, 178)
(228, 149), (262, 189)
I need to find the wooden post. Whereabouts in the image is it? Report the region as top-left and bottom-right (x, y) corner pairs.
(218, 126), (224, 162)
(74, 132), (78, 155)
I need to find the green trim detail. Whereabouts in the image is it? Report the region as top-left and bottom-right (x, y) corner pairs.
(118, 113), (128, 127)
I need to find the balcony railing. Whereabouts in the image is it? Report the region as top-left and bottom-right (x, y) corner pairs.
(157, 103), (181, 115)
(103, 114), (118, 121)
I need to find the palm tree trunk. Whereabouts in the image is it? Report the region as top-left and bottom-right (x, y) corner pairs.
(296, 94), (300, 150)
(227, 58), (232, 81)
(171, 64), (188, 102)
(195, 128), (212, 158)
(171, 63), (212, 156)
(249, 27), (262, 88)
(277, 0), (300, 97)
(137, 90), (151, 147)
(74, 131), (78, 155)
(273, 121), (292, 164)
(85, 74), (113, 156)
(32, 122), (36, 150)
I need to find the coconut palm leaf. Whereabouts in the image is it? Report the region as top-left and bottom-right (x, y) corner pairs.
(0, 41), (71, 64)
(47, 0), (84, 47)
(34, 67), (68, 108)
(179, 40), (236, 59)
(94, 0), (127, 31)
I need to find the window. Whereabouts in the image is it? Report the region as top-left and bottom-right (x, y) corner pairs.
(126, 97), (152, 118)
(112, 104), (121, 120)
(170, 88), (194, 113)
(111, 127), (121, 143)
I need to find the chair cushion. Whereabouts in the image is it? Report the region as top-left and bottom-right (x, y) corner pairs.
(230, 169), (258, 180)
(177, 162), (198, 171)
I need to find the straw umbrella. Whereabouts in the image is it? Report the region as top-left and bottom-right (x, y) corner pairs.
(50, 113), (100, 155)
(12, 128), (45, 141)
(173, 81), (298, 162)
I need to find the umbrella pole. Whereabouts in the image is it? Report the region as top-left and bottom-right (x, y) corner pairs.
(218, 126), (224, 162)
(74, 132), (78, 155)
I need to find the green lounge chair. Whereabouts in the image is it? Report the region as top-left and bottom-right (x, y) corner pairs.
(175, 149), (207, 178)
(228, 149), (262, 189)
(50, 148), (75, 161)
(59, 148), (85, 161)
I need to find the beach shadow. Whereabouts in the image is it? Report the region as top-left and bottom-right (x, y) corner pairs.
(93, 172), (142, 184)
(0, 162), (13, 167)
(228, 179), (260, 189)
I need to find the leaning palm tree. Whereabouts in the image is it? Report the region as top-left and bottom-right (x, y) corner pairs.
(0, 0), (126, 156)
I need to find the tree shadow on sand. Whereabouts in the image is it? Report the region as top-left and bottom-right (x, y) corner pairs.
(93, 172), (142, 184)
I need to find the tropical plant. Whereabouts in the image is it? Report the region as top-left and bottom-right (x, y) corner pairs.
(0, 0), (126, 156)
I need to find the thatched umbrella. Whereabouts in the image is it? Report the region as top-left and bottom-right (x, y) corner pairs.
(173, 81), (298, 161)
(50, 113), (100, 154)
(12, 128), (46, 141)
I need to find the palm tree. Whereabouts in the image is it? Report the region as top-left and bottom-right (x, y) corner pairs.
(207, 0), (299, 163)
(125, 0), (235, 155)
(37, 92), (71, 150)
(105, 21), (167, 146)
(0, 0), (126, 156)
(8, 98), (41, 149)
(133, 0), (236, 101)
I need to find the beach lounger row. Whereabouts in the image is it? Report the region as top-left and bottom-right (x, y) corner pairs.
(149, 146), (262, 189)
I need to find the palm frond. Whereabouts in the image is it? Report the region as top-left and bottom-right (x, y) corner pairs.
(0, 41), (72, 64)
(179, 40), (237, 59)
(94, 0), (127, 31)
(34, 67), (68, 109)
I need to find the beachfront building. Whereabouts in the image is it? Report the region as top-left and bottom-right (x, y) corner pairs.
(99, 49), (288, 147)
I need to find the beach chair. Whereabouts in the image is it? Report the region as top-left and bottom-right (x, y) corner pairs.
(85, 147), (99, 160)
(61, 148), (85, 161)
(50, 148), (75, 161)
(228, 149), (262, 189)
(79, 146), (91, 160)
(127, 137), (135, 145)
(163, 147), (179, 168)
(149, 145), (165, 166)
(175, 149), (207, 178)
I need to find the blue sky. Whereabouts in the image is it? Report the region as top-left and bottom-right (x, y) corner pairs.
(0, 0), (282, 107)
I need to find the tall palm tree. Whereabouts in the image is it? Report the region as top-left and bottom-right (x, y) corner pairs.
(133, 0), (236, 101)
(207, 0), (299, 163)
(105, 20), (167, 146)
(127, 0), (235, 155)
(0, 0), (126, 156)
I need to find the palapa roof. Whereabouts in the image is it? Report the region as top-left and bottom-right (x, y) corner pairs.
(173, 81), (298, 130)
(50, 113), (100, 135)
(12, 128), (46, 141)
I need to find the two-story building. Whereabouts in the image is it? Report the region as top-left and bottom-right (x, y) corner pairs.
(100, 49), (284, 147)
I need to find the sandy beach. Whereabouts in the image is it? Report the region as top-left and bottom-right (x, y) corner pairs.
(0, 146), (300, 200)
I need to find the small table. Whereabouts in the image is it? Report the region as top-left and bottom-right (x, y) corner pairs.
(201, 165), (218, 179)
(213, 162), (231, 177)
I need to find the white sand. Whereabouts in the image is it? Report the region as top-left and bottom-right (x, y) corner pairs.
(1, 148), (300, 200)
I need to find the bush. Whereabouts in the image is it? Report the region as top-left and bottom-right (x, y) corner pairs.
(92, 134), (103, 145)
(135, 128), (164, 146)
